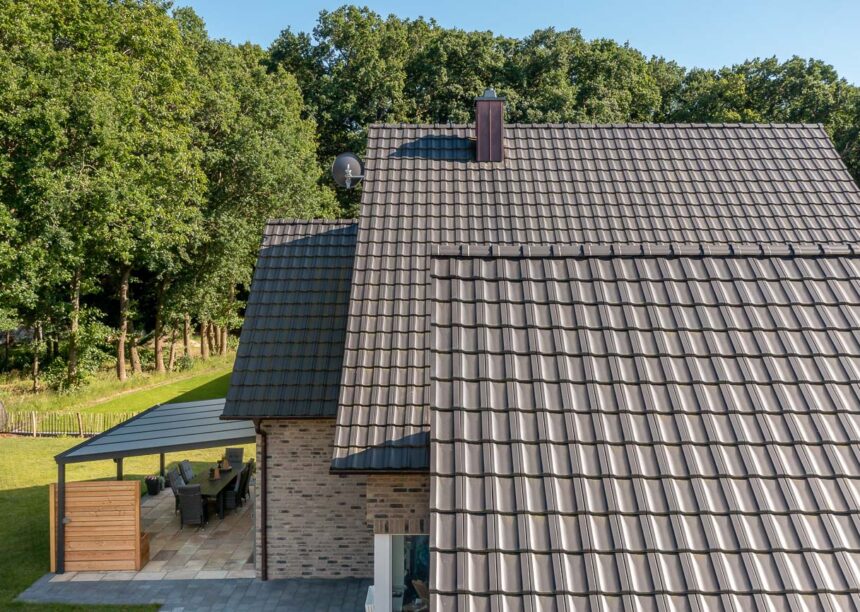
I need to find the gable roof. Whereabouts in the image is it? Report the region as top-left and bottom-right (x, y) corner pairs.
(332, 123), (860, 471)
(430, 248), (860, 609)
(222, 219), (357, 419)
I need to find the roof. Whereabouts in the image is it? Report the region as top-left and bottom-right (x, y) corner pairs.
(332, 123), (860, 471)
(429, 248), (860, 609)
(222, 219), (357, 419)
(56, 399), (255, 464)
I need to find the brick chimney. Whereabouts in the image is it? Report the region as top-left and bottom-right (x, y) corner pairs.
(475, 88), (505, 162)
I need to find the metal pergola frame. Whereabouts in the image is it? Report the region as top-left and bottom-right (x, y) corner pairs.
(53, 399), (255, 573)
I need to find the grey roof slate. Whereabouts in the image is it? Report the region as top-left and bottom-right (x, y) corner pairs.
(222, 219), (357, 419)
(58, 399), (255, 463)
(430, 251), (860, 610)
(333, 123), (860, 471)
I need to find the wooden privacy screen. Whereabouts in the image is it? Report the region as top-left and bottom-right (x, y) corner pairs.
(49, 480), (150, 572)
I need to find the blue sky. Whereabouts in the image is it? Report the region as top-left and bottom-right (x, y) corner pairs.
(179, 0), (860, 84)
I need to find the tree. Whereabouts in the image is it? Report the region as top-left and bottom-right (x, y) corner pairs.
(176, 8), (338, 356)
(504, 29), (583, 123)
(648, 57), (687, 120)
(404, 24), (508, 123)
(0, 0), (205, 385)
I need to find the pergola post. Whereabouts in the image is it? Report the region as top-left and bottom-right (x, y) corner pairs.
(56, 462), (65, 574)
(115, 457), (123, 480)
(159, 453), (165, 477)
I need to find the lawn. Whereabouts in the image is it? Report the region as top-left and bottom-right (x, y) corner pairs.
(0, 436), (255, 611)
(1, 354), (235, 415)
(80, 369), (232, 414)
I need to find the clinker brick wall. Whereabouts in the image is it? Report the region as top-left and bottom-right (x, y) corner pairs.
(256, 419), (373, 579)
(366, 474), (431, 534)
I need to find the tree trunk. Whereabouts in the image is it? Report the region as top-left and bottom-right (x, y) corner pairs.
(210, 324), (218, 354)
(32, 322), (42, 393)
(116, 265), (131, 381)
(183, 314), (191, 358)
(212, 324), (221, 354)
(3, 330), (10, 369)
(199, 320), (209, 360)
(129, 319), (142, 375)
(154, 278), (167, 374)
(219, 325), (228, 356)
(67, 268), (81, 385)
(206, 320), (215, 357)
(167, 327), (177, 371)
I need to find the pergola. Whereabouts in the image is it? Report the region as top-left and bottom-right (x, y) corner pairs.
(53, 398), (255, 573)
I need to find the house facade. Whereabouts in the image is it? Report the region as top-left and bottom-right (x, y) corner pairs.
(223, 91), (860, 610)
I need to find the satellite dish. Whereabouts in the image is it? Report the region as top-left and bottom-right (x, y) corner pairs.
(331, 152), (365, 189)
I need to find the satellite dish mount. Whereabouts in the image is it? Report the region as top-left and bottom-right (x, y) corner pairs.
(332, 152), (365, 189)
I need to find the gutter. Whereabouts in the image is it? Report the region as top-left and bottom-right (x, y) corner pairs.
(254, 419), (268, 581)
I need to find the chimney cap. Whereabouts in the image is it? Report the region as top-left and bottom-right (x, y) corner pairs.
(475, 87), (505, 101)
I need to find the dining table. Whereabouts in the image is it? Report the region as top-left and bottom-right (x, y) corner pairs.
(188, 462), (245, 519)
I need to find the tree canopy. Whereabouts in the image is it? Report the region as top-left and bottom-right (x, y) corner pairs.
(270, 7), (860, 212)
(0, 0), (336, 388)
(1, 2), (859, 389)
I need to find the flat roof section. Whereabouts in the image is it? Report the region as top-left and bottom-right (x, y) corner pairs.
(55, 399), (256, 464)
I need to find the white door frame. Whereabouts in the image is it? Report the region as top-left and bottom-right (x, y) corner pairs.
(373, 534), (393, 612)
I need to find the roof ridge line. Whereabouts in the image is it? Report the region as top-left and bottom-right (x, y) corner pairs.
(265, 218), (358, 225)
(367, 122), (825, 129)
(430, 243), (860, 259)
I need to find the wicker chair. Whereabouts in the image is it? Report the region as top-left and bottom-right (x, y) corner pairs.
(225, 447), (244, 466)
(167, 468), (185, 514)
(238, 463), (252, 505)
(177, 485), (207, 529)
(224, 463), (251, 510)
(178, 460), (195, 483)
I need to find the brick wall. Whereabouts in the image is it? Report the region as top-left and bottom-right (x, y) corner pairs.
(366, 474), (431, 534)
(256, 419), (373, 579)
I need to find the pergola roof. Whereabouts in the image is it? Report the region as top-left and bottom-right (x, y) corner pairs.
(55, 399), (255, 465)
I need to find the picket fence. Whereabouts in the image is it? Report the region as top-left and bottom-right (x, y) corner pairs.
(1, 410), (133, 437)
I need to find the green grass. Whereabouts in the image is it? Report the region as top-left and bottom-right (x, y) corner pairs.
(0, 437), (255, 611)
(79, 369), (232, 415)
(1, 354), (235, 415)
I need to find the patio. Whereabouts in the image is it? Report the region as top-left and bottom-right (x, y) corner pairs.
(48, 482), (256, 582)
(51, 399), (257, 575)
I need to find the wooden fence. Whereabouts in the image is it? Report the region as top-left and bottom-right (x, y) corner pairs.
(1, 411), (133, 437)
(50, 480), (149, 572)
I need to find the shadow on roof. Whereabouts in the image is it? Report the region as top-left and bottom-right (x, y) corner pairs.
(224, 222), (357, 419)
(389, 135), (473, 162)
(330, 431), (429, 471)
(259, 222), (358, 253)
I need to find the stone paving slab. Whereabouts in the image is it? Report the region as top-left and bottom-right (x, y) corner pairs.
(18, 575), (371, 611)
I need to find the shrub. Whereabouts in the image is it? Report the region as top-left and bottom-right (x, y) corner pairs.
(174, 355), (195, 372)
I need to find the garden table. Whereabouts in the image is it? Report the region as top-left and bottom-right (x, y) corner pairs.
(188, 462), (245, 519)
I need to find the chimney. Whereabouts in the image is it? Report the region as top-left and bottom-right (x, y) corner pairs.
(475, 88), (505, 162)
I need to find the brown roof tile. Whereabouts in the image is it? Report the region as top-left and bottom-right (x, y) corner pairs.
(430, 250), (860, 608)
(333, 123), (860, 471)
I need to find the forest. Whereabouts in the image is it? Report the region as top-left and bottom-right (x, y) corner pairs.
(2, 1), (859, 391)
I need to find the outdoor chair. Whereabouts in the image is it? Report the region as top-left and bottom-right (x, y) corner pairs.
(167, 468), (185, 514)
(177, 484), (207, 529)
(238, 462), (251, 505)
(224, 463), (251, 511)
(179, 460), (195, 483)
(225, 447), (244, 466)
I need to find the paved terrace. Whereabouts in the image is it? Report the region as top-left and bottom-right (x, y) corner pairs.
(18, 485), (371, 610)
(55, 483), (256, 581)
(18, 575), (372, 611)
